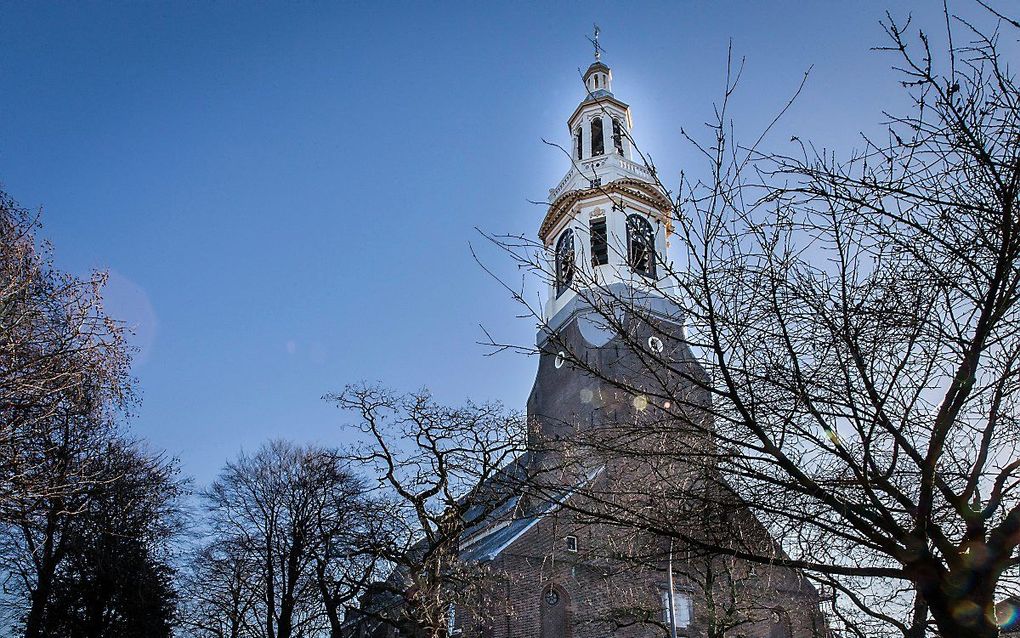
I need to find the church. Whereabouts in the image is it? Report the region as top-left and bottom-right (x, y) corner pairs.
(347, 42), (828, 638)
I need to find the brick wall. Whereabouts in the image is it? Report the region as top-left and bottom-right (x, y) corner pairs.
(459, 510), (826, 638)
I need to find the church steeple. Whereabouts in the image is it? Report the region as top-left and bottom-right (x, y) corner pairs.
(525, 34), (697, 474)
(538, 33), (674, 326)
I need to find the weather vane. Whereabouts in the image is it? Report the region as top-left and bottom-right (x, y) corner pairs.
(586, 24), (604, 62)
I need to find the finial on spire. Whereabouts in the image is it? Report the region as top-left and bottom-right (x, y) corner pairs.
(587, 24), (604, 62)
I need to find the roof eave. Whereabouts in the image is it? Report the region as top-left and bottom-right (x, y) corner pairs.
(567, 94), (631, 130)
(539, 179), (672, 243)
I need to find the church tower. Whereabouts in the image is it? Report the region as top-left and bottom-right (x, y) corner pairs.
(526, 37), (708, 470)
(347, 34), (827, 638)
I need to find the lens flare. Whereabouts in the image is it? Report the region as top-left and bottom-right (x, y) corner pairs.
(993, 601), (1019, 628)
(951, 600), (981, 626)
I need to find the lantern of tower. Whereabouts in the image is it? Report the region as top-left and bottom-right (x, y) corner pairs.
(539, 43), (676, 326)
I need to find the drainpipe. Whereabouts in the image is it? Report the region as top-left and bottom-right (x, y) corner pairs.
(667, 540), (678, 638)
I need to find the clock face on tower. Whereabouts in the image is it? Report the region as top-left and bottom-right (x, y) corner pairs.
(578, 310), (615, 347)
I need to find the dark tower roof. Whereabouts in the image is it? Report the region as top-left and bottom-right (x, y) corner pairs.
(583, 61), (611, 82)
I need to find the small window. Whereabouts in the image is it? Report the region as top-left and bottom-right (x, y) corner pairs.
(612, 118), (624, 155)
(648, 336), (664, 353)
(555, 230), (575, 297)
(590, 217), (608, 266)
(626, 214), (656, 278)
(575, 129), (583, 160)
(661, 590), (692, 628)
(591, 117), (604, 156)
(565, 535), (578, 552)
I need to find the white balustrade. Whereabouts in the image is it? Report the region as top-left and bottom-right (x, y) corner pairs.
(547, 155), (655, 202)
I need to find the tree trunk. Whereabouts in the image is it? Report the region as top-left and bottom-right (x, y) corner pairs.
(278, 596), (294, 638)
(277, 539), (303, 638)
(265, 531), (276, 638)
(315, 560), (344, 638)
(22, 572), (51, 638)
(918, 569), (998, 638)
(927, 606), (998, 638)
(22, 508), (61, 638)
(904, 595), (927, 638)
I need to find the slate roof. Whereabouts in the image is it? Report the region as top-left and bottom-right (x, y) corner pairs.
(583, 61), (611, 79)
(459, 513), (536, 562)
(459, 465), (604, 563)
(458, 451), (532, 533)
(342, 456), (602, 632)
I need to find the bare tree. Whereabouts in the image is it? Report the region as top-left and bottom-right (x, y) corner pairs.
(179, 539), (262, 638)
(0, 190), (132, 521)
(189, 440), (374, 638)
(328, 384), (527, 638)
(0, 189), (153, 638)
(312, 489), (387, 638)
(41, 440), (183, 638)
(1, 436), (184, 638)
(486, 5), (1020, 637)
(0, 390), (115, 638)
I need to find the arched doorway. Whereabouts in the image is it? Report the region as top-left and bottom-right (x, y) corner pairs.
(540, 584), (571, 638)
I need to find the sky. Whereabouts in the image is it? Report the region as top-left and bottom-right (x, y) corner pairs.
(0, 1), (1002, 486)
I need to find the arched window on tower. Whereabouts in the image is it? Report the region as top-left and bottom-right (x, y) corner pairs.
(612, 118), (624, 155)
(590, 117), (604, 156)
(589, 216), (608, 266)
(575, 128), (583, 160)
(555, 229), (575, 297)
(626, 214), (656, 279)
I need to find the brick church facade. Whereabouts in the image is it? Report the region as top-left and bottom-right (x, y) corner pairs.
(346, 42), (828, 638)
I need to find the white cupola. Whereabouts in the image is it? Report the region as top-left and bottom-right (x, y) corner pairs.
(584, 61), (613, 96)
(538, 34), (676, 324)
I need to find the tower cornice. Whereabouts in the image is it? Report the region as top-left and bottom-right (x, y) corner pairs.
(566, 94), (632, 132)
(540, 177), (672, 244)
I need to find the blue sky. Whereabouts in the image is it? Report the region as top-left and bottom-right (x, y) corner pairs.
(0, 1), (987, 485)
